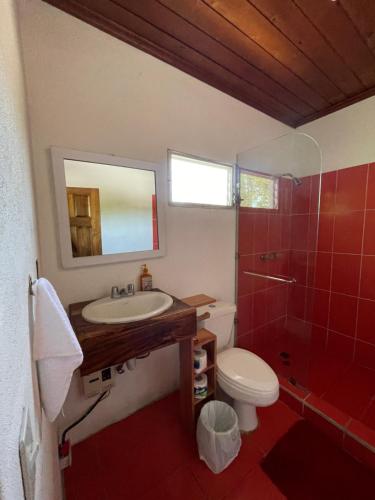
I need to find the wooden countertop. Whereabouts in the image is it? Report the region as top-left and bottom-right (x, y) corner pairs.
(69, 291), (197, 375)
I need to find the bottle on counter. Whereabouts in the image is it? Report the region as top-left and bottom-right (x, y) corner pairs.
(140, 264), (153, 291)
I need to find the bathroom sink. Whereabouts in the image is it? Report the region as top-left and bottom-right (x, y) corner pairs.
(82, 291), (173, 324)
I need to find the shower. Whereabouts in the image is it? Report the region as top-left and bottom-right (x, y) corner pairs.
(236, 132), (322, 390)
(276, 172), (302, 186)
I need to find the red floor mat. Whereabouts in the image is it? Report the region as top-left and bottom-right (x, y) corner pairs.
(262, 420), (375, 500)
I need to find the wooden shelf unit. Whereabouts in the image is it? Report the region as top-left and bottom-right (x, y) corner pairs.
(194, 361), (215, 376)
(180, 327), (217, 430)
(181, 294), (216, 308)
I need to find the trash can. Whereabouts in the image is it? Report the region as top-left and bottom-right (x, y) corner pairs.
(196, 400), (242, 474)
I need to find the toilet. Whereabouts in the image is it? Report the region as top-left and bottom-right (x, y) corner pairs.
(197, 302), (279, 432)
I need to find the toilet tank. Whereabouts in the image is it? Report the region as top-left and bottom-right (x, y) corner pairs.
(197, 302), (237, 352)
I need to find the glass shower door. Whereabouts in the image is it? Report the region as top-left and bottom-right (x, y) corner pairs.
(236, 133), (322, 390)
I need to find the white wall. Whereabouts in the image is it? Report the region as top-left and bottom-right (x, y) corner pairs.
(0, 1), (62, 499)
(65, 160), (155, 253)
(237, 93), (375, 180)
(298, 96), (375, 171)
(237, 131), (322, 177)
(17, 0), (289, 443)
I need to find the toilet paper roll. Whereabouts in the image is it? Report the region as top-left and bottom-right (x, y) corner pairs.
(194, 373), (208, 400)
(194, 348), (207, 374)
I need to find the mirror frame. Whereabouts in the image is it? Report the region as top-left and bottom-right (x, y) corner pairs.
(51, 147), (167, 268)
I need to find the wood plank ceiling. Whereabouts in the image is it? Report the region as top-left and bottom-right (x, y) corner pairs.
(43, 0), (375, 127)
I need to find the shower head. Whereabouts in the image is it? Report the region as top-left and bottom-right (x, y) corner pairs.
(292, 176), (303, 187)
(277, 173), (302, 187)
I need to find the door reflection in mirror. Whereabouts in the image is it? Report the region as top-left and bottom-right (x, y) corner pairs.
(64, 160), (158, 257)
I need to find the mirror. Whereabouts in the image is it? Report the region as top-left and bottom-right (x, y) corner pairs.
(64, 160), (158, 256)
(51, 148), (166, 268)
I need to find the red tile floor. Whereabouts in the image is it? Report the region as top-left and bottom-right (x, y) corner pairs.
(64, 394), (301, 500)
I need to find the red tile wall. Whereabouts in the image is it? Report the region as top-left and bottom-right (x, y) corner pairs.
(237, 177), (292, 352)
(289, 162), (375, 370)
(237, 163), (375, 373)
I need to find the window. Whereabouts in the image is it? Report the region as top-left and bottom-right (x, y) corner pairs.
(168, 151), (233, 207)
(240, 170), (278, 209)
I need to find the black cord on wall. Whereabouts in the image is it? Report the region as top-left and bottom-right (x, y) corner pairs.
(61, 390), (110, 444)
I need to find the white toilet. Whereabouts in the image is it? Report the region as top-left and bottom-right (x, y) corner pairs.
(197, 301), (279, 432)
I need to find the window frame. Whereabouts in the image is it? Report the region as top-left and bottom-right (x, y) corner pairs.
(239, 168), (279, 211)
(167, 149), (235, 209)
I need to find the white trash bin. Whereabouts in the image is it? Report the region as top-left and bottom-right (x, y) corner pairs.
(196, 400), (242, 474)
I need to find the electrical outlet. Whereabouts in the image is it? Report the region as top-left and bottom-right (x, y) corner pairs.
(19, 407), (39, 500)
(82, 367), (114, 397)
(59, 440), (72, 470)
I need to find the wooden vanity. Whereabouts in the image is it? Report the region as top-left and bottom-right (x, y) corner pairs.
(69, 292), (198, 429)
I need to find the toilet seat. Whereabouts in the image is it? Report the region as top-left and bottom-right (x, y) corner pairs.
(217, 348), (279, 404)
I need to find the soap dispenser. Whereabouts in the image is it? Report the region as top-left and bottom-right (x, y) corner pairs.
(140, 264), (152, 291)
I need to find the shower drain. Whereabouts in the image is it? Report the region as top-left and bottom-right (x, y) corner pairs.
(279, 351), (291, 365)
(279, 351), (290, 359)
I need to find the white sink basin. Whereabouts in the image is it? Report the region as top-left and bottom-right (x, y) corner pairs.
(82, 291), (173, 324)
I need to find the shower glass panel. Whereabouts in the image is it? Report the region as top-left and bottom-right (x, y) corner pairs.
(236, 133), (322, 390)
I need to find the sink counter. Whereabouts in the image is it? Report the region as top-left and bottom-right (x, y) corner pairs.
(69, 291), (196, 376)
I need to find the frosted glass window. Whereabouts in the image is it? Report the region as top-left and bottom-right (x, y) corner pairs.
(240, 170), (278, 209)
(169, 152), (233, 207)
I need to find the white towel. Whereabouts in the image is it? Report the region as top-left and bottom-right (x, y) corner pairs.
(33, 278), (83, 422)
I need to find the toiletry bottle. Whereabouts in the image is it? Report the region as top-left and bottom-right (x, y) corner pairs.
(140, 264), (152, 291)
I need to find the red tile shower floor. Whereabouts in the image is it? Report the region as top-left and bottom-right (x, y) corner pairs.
(258, 344), (375, 431)
(256, 342), (375, 431)
(252, 337), (375, 469)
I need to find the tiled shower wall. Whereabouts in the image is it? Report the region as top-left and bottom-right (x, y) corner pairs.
(307, 162), (375, 369)
(237, 171), (320, 383)
(237, 162), (375, 374)
(237, 177), (292, 351)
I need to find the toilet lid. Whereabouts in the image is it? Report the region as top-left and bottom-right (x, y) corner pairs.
(217, 348), (278, 393)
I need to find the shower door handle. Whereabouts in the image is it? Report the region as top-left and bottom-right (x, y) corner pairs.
(243, 271), (296, 284)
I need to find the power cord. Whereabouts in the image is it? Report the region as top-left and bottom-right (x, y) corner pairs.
(61, 390), (110, 444)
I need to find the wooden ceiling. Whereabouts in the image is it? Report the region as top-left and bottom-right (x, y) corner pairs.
(44, 0), (375, 127)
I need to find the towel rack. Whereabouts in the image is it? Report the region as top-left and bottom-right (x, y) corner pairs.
(243, 271), (296, 284)
(29, 275), (37, 296)
(28, 259), (40, 296)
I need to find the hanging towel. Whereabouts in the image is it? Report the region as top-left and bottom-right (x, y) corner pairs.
(33, 278), (83, 422)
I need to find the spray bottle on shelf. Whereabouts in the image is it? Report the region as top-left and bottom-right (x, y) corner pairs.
(140, 264), (153, 291)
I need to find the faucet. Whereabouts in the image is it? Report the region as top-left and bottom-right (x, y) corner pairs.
(111, 283), (135, 299)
